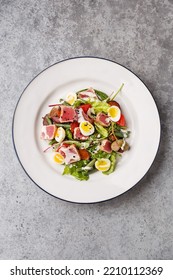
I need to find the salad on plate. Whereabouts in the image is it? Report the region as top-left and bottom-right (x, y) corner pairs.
(41, 84), (130, 181)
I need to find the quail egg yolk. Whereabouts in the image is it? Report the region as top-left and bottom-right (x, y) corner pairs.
(108, 105), (121, 122)
(79, 121), (94, 136)
(66, 92), (77, 105)
(54, 153), (65, 164)
(95, 158), (111, 172)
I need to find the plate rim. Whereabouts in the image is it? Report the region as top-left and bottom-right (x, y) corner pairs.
(12, 56), (161, 204)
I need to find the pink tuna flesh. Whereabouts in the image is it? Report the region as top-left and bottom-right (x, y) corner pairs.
(41, 125), (57, 140)
(100, 139), (112, 153)
(96, 112), (110, 127)
(51, 116), (60, 123)
(59, 144), (80, 164)
(75, 108), (93, 124)
(78, 88), (98, 100)
(60, 106), (77, 123)
(74, 127), (89, 140)
(87, 87), (95, 93)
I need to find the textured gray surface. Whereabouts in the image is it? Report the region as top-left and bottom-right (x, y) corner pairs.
(0, 0), (173, 260)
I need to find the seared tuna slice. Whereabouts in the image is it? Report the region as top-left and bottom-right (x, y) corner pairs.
(50, 106), (76, 123)
(75, 108), (85, 123)
(78, 88), (98, 100)
(96, 112), (110, 127)
(58, 144), (80, 164)
(51, 116), (60, 123)
(60, 106), (77, 123)
(75, 108), (93, 124)
(100, 139), (112, 153)
(73, 127), (89, 140)
(41, 125), (57, 140)
(49, 107), (61, 118)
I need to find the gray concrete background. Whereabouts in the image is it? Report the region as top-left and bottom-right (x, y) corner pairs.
(0, 0), (173, 259)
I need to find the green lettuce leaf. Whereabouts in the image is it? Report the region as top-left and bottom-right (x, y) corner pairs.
(91, 150), (111, 159)
(91, 101), (110, 113)
(94, 122), (108, 138)
(62, 160), (90, 181)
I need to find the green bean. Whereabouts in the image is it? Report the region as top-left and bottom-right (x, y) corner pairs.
(49, 139), (57, 145)
(55, 123), (70, 128)
(106, 83), (124, 102)
(66, 129), (73, 140)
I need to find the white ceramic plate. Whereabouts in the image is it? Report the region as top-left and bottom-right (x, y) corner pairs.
(13, 57), (160, 203)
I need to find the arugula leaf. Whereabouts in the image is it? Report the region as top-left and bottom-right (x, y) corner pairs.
(114, 131), (124, 138)
(94, 89), (108, 100)
(111, 123), (124, 138)
(76, 88), (88, 93)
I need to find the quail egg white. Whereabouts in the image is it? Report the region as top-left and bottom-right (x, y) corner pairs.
(79, 121), (95, 136)
(108, 105), (121, 122)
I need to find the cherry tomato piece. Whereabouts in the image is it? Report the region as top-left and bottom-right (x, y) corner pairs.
(56, 143), (70, 152)
(78, 149), (90, 160)
(70, 121), (79, 133)
(116, 114), (126, 127)
(79, 104), (92, 114)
